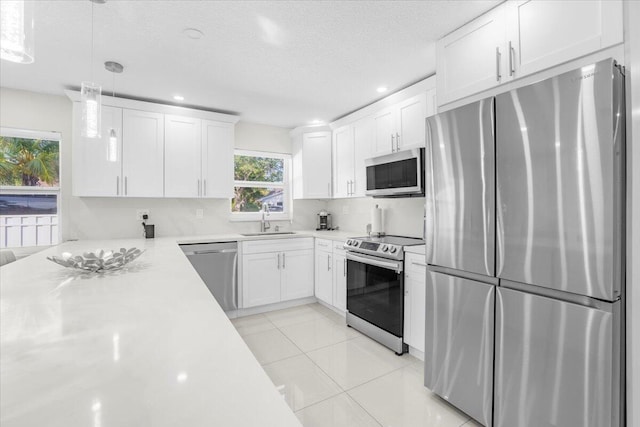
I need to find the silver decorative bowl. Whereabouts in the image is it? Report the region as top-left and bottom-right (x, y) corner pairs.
(47, 248), (144, 272)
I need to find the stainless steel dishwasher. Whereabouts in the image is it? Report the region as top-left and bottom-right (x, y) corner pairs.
(180, 241), (238, 312)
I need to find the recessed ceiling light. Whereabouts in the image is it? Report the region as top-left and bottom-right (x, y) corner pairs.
(310, 119), (323, 125)
(183, 28), (204, 40)
(173, 95), (184, 101)
(376, 86), (388, 93)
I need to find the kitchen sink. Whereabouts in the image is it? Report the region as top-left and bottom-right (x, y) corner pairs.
(240, 231), (297, 237)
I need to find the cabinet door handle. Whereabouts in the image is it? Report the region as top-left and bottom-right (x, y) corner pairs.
(197, 179), (201, 197)
(327, 254), (331, 271)
(496, 47), (501, 82)
(124, 176), (128, 195)
(351, 180), (355, 196)
(277, 253), (281, 270)
(508, 41), (515, 77)
(282, 252), (286, 269)
(204, 179), (207, 197)
(391, 134), (395, 152)
(116, 176), (120, 196)
(396, 132), (400, 151)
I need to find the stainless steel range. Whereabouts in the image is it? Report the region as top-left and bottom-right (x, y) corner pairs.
(344, 235), (424, 354)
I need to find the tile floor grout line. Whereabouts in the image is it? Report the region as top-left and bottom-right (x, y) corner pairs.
(343, 362), (412, 393)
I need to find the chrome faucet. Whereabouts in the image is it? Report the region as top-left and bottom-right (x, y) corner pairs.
(260, 203), (271, 232)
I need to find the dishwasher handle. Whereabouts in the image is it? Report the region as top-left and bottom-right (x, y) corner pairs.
(182, 248), (237, 256)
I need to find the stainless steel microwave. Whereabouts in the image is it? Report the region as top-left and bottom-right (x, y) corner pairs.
(365, 148), (424, 197)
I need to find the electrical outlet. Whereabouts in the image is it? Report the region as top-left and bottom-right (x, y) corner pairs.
(195, 209), (204, 219)
(342, 205), (349, 215)
(136, 209), (149, 220)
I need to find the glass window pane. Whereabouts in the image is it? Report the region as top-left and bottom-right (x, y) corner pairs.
(0, 194), (58, 215)
(0, 136), (60, 186)
(232, 187), (284, 213)
(234, 155), (283, 183)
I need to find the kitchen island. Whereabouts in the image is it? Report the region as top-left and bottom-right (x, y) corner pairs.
(0, 237), (303, 427)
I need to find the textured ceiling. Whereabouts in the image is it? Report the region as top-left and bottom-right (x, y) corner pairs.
(0, 0), (501, 128)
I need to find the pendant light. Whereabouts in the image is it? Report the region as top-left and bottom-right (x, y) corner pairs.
(105, 60), (123, 162)
(81, 0), (103, 139)
(0, 0), (35, 64)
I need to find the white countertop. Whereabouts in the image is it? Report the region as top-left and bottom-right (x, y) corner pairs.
(0, 236), (304, 427)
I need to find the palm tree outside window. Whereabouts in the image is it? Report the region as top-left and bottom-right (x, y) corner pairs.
(0, 128), (61, 249)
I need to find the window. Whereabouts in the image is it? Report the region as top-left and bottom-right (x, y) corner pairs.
(231, 150), (291, 220)
(0, 128), (61, 249)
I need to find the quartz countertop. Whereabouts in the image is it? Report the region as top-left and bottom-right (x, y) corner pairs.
(0, 237), (303, 427)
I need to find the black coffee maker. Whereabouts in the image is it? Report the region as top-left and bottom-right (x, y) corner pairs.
(316, 210), (332, 230)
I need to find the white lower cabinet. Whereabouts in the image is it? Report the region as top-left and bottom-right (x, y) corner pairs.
(315, 239), (334, 305)
(242, 252), (282, 307)
(404, 252), (427, 353)
(281, 249), (314, 300)
(315, 239), (347, 312)
(241, 238), (314, 308)
(332, 248), (347, 312)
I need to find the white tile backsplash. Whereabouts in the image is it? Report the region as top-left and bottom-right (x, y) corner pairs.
(327, 197), (425, 238)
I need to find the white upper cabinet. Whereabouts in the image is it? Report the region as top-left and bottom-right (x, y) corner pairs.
(72, 104), (123, 197)
(202, 120), (234, 198)
(395, 93), (428, 151)
(122, 109), (164, 197)
(332, 125), (355, 198)
(373, 93), (428, 156)
(436, 5), (507, 106)
(436, 0), (623, 106)
(165, 117), (234, 198)
(352, 116), (373, 198)
(372, 107), (395, 156)
(68, 91), (238, 198)
(164, 115), (201, 198)
(506, 0), (623, 78)
(292, 131), (332, 199)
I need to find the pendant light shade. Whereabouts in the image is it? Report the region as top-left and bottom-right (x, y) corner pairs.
(0, 0), (35, 64)
(81, 81), (102, 138)
(108, 128), (118, 162)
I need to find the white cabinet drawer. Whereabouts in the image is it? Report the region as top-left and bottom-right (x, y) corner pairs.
(242, 237), (314, 254)
(315, 238), (333, 251)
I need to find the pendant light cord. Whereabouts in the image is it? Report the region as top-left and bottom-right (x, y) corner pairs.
(90, 1), (94, 82)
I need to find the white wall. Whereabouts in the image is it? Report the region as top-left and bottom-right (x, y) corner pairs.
(327, 197), (425, 238)
(0, 88), (324, 240)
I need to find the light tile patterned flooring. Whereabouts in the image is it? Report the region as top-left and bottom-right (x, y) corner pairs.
(232, 303), (481, 427)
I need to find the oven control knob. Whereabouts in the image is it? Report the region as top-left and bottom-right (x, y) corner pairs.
(389, 246), (398, 254)
(353, 241), (359, 247)
(381, 245), (389, 252)
(346, 240), (352, 246)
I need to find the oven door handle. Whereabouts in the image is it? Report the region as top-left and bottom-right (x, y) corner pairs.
(346, 252), (403, 273)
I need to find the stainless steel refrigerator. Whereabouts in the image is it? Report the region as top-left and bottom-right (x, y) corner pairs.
(424, 58), (625, 427)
